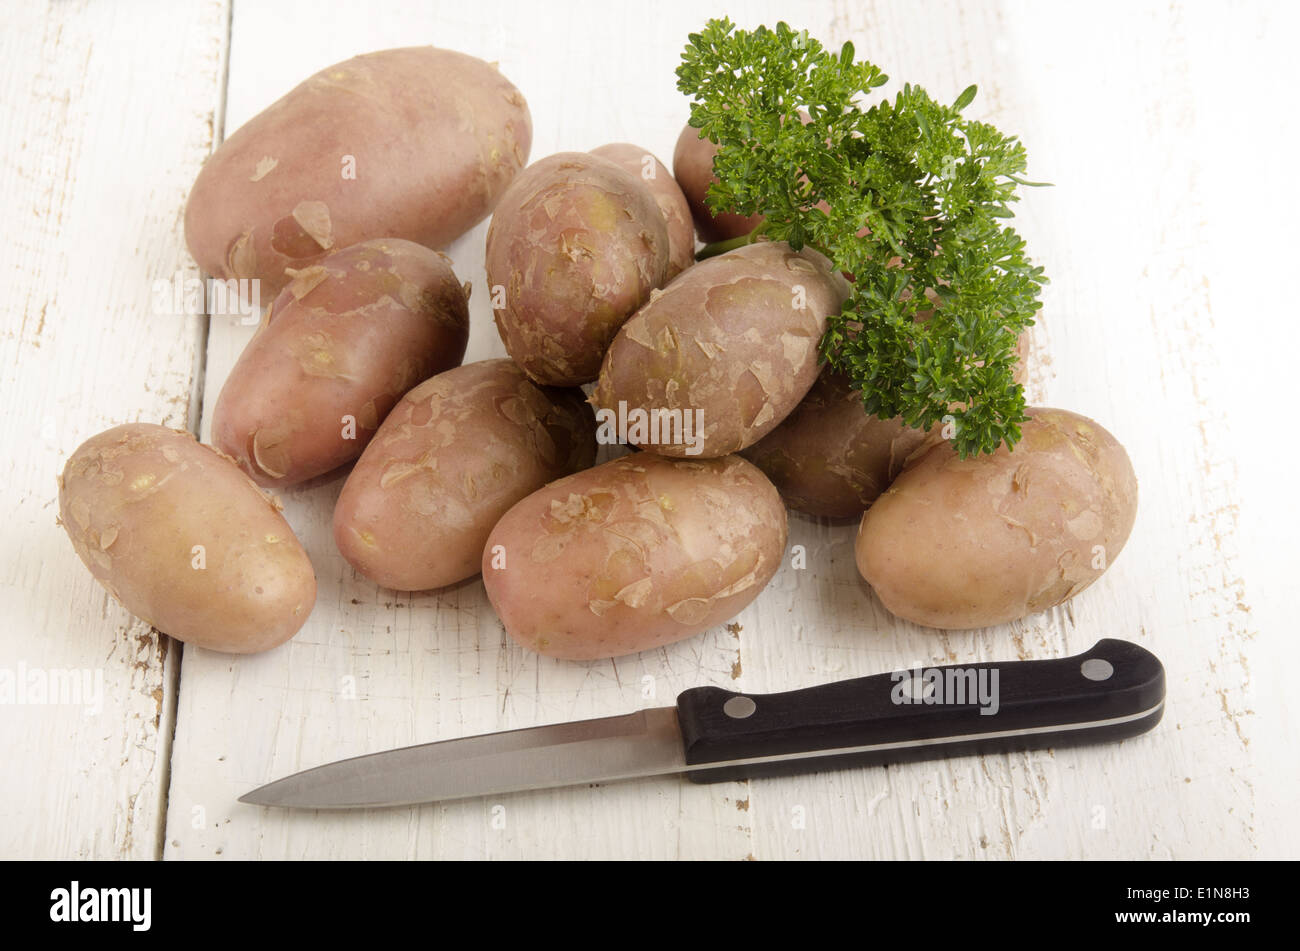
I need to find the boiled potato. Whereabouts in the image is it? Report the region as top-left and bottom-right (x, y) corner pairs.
(212, 238), (470, 488)
(185, 47), (531, 297)
(741, 370), (928, 518)
(485, 152), (670, 386)
(672, 124), (764, 244)
(482, 454), (787, 660)
(592, 241), (849, 458)
(333, 359), (596, 591)
(57, 424), (316, 654)
(590, 143), (695, 279)
(855, 407), (1138, 629)
(742, 333), (1031, 517)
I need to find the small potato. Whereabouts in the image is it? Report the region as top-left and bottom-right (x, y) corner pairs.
(212, 238), (469, 487)
(855, 407), (1138, 630)
(592, 241), (849, 458)
(185, 46), (531, 298)
(58, 424), (316, 654)
(672, 125), (765, 244)
(590, 143), (695, 279)
(334, 359), (596, 591)
(482, 454), (787, 660)
(742, 371), (928, 518)
(486, 152), (670, 386)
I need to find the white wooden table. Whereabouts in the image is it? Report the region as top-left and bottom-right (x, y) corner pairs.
(2, 0), (1295, 860)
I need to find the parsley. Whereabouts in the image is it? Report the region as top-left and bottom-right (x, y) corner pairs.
(676, 18), (1048, 456)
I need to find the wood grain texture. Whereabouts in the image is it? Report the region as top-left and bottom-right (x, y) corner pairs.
(3, 0), (1292, 859)
(0, 0), (230, 857)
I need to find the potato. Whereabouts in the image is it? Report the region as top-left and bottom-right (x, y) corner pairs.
(482, 454), (787, 660)
(590, 143), (695, 279)
(57, 424), (316, 654)
(855, 407), (1138, 629)
(333, 359), (596, 591)
(485, 152), (670, 386)
(741, 333), (1031, 518)
(185, 47), (531, 298)
(212, 238), (470, 488)
(592, 241), (849, 458)
(672, 124), (765, 244)
(741, 371), (928, 518)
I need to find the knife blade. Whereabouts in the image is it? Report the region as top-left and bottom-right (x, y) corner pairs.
(239, 637), (1164, 809)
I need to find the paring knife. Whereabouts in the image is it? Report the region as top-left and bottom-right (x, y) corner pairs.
(240, 638), (1164, 809)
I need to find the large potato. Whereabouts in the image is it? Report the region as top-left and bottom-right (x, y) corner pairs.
(855, 407), (1138, 629)
(485, 152), (670, 386)
(590, 143), (695, 279)
(212, 238), (470, 488)
(58, 424), (316, 654)
(334, 359), (596, 591)
(741, 371), (928, 518)
(672, 125), (764, 244)
(482, 454), (787, 660)
(185, 47), (531, 297)
(592, 241), (849, 458)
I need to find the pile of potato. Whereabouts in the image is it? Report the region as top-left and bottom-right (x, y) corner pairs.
(58, 46), (1137, 661)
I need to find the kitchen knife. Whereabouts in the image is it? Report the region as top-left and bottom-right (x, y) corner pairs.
(239, 638), (1164, 809)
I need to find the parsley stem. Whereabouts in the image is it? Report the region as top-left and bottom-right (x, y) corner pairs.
(695, 221), (838, 264)
(695, 222), (769, 260)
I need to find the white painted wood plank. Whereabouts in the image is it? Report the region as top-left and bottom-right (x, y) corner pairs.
(163, 0), (1297, 859)
(1179, 2), (1300, 860)
(0, 0), (230, 857)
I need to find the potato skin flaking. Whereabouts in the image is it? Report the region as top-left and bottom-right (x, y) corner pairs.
(591, 143), (696, 279)
(212, 238), (470, 488)
(482, 453), (786, 659)
(334, 359), (596, 591)
(742, 370), (929, 518)
(742, 336), (1029, 519)
(593, 241), (849, 458)
(485, 152), (670, 386)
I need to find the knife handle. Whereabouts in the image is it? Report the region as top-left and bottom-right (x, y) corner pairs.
(675, 638), (1165, 783)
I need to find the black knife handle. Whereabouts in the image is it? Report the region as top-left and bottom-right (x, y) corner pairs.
(675, 638), (1165, 783)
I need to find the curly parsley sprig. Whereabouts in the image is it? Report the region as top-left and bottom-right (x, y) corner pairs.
(676, 18), (1048, 457)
